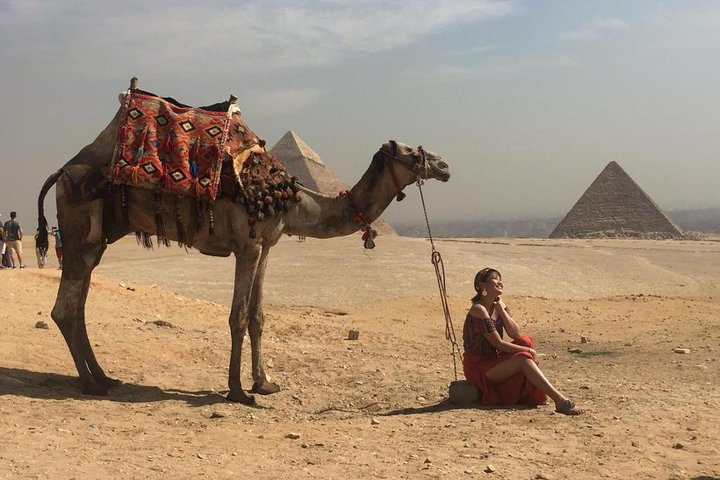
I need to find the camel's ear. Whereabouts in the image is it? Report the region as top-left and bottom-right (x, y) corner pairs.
(389, 140), (397, 155)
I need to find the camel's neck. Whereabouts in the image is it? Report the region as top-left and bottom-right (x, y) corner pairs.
(284, 152), (409, 238)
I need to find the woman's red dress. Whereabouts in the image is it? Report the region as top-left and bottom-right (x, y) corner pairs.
(462, 307), (547, 406)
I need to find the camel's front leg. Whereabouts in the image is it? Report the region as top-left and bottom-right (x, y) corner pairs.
(248, 246), (280, 395)
(226, 244), (262, 404)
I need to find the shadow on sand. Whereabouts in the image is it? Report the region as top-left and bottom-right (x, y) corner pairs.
(0, 367), (266, 408)
(382, 398), (537, 416)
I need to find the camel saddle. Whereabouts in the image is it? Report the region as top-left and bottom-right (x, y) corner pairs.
(108, 89), (241, 201)
(107, 87), (300, 237)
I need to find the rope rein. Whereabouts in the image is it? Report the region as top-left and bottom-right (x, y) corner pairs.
(415, 147), (462, 381)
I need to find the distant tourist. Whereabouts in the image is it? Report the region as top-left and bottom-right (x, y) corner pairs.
(462, 268), (583, 415)
(0, 221), (7, 269)
(35, 229), (48, 269)
(3, 211), (25, 269)
(52, 227), (63, 270)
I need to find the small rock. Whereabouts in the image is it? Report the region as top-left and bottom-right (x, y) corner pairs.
(370, 418), (380, 425)
(568, 348), (583, 354)
(209, 411), (226, 419)
(301, 443), (309, 449)
(347, 330), (360, 340)
(580, 336), (589, 344)
(34, 321), (49, 330)
(534, 474), (550, 480)
(624, 342), (633, 346)
(424, 457), (432, 464)
(148, 319), (174, 328)
(464, 469), (473, 474)
(286, 432), (301, 440)
(631, 441), (639, 447)
(197, 453), (206, 459)
(673, 348), (690, 354)
(484, 464), (496, 473)
(672, 443), (684, 449)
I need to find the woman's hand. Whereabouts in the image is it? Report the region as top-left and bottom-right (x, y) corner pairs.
(527, 347), (540, 364)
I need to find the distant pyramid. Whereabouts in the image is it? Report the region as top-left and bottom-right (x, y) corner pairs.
(270, 131), (396, 235)
(549, 161), (683, 239)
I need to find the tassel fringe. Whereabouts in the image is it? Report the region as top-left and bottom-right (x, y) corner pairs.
(154, 192), (170, 247)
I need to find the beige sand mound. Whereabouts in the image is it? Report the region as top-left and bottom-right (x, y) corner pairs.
(1, 236), (719, 479)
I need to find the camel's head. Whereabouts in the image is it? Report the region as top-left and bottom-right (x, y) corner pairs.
(381, 141), (450, 183)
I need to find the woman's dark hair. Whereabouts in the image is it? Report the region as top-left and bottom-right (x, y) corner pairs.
(471, 267), (501, 302)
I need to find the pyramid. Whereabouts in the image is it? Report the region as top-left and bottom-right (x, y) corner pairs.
(270, 131), (396, 235)
(549, 161), (684, 239)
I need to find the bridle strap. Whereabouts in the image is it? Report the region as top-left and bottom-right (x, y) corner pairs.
(379, 144), (427, 201)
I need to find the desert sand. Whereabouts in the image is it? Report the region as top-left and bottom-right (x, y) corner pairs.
(1, 234), (719, 479)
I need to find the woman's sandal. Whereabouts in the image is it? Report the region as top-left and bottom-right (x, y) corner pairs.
(555, 399), (583, 415)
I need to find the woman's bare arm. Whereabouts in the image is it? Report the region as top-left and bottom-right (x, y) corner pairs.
(496, 299), (522, 339)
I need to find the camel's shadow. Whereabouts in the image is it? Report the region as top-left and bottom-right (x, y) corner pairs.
(0, 366), (245, 407)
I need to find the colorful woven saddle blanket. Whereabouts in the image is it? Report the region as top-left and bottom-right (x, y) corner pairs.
(109, 88), (301, 234)
(110, 89), (235, 201)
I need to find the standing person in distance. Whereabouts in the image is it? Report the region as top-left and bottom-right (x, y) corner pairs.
(3, 211), (25, 269)
(52, 227), (63, 270)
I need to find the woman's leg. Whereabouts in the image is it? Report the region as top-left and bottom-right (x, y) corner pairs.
(485, 356), (578, 413)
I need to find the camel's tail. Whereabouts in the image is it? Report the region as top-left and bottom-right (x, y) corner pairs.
(37, 169), (63, 253)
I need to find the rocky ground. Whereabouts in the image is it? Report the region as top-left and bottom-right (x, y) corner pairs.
(1, 235), (719, 479)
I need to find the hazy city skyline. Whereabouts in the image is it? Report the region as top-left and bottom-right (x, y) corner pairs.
(1, 0), (719, 228)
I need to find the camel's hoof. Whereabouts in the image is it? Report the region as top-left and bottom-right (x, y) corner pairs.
(251, 381), (281, 395)
(226, 390), (256, 405)
(97, 376), (122, 388)
(81, 382), (109, 396)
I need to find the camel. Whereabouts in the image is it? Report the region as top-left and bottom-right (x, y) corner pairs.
(37, 82), (450, 404)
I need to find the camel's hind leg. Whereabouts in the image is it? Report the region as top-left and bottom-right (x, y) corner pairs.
(52, 187), (117, 395)
(248, 247), (280, 395)
(52, 238), (114, 395)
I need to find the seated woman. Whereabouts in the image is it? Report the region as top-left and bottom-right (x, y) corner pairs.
(463, 267), (583, 415)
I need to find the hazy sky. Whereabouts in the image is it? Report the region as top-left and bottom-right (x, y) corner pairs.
(1, 0), (719, 229)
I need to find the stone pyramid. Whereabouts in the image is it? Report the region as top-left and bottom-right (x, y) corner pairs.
(549, 161), (683, 239)
(270, 131), (396, 235)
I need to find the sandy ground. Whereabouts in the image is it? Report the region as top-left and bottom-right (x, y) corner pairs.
(1, 234), (719, 479)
